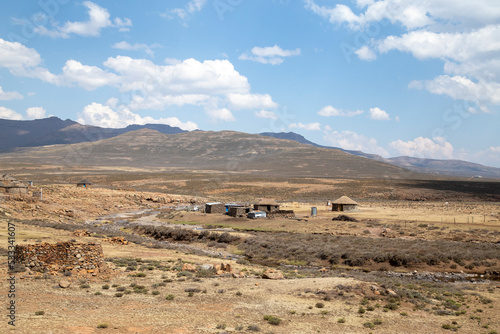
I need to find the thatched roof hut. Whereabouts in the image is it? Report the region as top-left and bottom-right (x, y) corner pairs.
(331, 196), (358, 212)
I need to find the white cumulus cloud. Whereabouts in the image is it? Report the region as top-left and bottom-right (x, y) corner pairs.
(355, 46), (376, 61)
(26, 107), (46, 119)
(240, 45), (301, 65)
(0, 106), (23, 120)
(0, 38), (279, 123)
(389, 136), (454, 159)
(306, 0), (500, 112)
(368, 107), (390, 120)
(77, 102), (198, 130)
(34, 1), (131, 38)
(59, 59), (119, 90)
(0, 38), (56, 83)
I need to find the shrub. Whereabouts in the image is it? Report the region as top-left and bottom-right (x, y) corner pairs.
(165, 294), (175, 300)
(116, 286), (126, 292)
(152, 290), (160, 295)
(337, 317), (346, 323)
(247, 324), (260, 331)
(363, 322), (375, 329)
(97, 323), (109, 329)
(315, 302), (325, 308)
(263, 315), (282, 325)
(400, 312), (408, 316)
(94, 291), (102, 296)
(373, 318), (382, 325)
(35, 311), (45, 316)
(358, 307), (366, 314)
(80, 284), (90, 289)
(114, 292), (123, 297)
(385, 303), (399, 310)
(102, 284), (110, 290)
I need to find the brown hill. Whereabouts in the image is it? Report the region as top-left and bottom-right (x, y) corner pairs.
(0, 129), (417, 178)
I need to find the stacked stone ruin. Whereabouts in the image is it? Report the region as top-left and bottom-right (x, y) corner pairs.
(14, 241), (107, 275)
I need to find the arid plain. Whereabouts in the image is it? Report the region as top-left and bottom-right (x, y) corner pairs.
(1, 161), (499, 334)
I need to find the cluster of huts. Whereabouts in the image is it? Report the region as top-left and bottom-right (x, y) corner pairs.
(205, 196), (358, 219)
(205, 199), (294, 219)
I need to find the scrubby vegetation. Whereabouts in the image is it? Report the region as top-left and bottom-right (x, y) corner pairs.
(239, 231), (500, 269)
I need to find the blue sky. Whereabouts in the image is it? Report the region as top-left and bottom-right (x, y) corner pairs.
(0, 0), (499, 167)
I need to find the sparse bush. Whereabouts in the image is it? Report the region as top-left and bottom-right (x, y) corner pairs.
(102, 284), (110, 290)
(114, 293), (123, 297)
(97, 323), (109, 329)
(263, 315), (282, 325)
(247, 324), (260, 331)
(35, 311), (45, 316)
(315, 302), (324, 308)
(363, 322), (375, 329)
(337, 317), (346, 323)
(165, 294), (175, 300)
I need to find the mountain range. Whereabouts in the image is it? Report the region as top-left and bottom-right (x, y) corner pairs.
(0, 117), (499, 179)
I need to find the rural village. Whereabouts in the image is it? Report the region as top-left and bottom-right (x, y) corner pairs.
(1, 170), (499, 333)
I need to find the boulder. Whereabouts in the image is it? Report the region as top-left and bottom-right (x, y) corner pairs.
(182, 263), (197, 272)
(387, 289), (398, 297)
(200, 264), (214, 272)
(59, 279), (71, 288)
(262, 269), (284, 280)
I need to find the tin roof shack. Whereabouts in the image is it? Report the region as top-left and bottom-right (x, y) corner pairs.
(254, 199), (280, 213)
(248, 211), (267, 219)
(225, 203), (244, 213)
(0, 174), (28, 195)
(331, 196), (358, 212)
(228, 206), (252, 217)
(77, 179), (92, 188)
(205, 202), (225, 214)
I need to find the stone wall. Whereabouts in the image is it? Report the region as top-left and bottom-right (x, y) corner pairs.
(14, 241), (106, 274)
